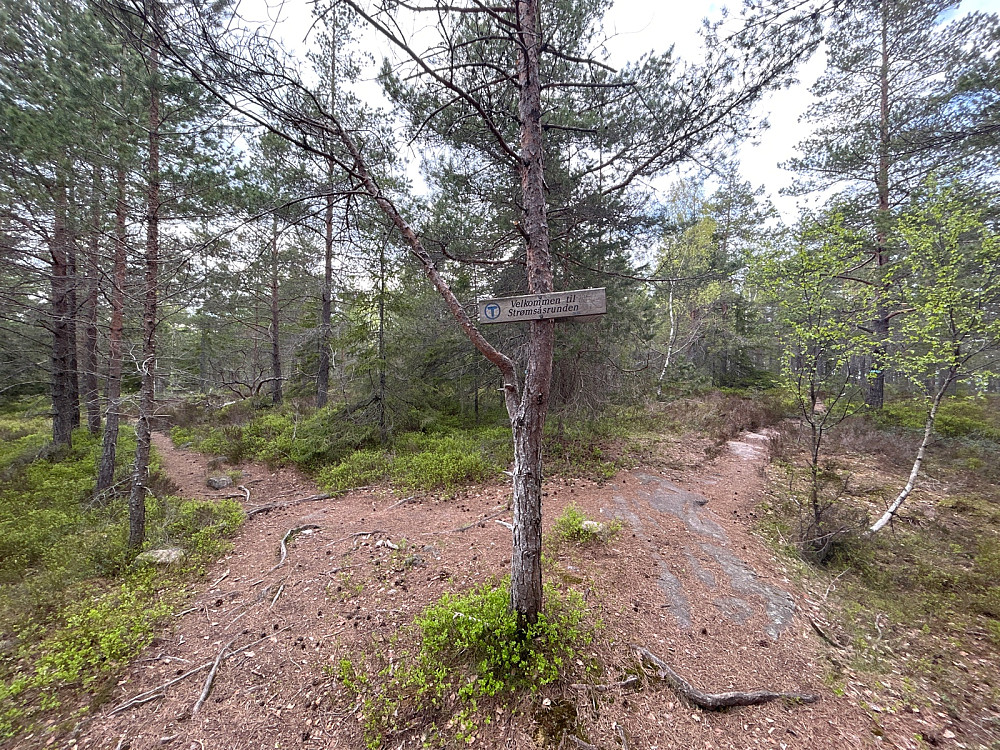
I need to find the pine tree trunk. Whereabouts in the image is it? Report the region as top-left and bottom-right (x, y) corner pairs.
(50, 182), (75, 448)
(867, 2), (891, 411)
(317, 175), (334, 408)
(510, 0), (554, 627)
(269, 218), (282, 405)
(97, 165), (128, 493)
(67, 231), (81, 430)
(128, 12), (161, 551)
(83, 164), (103, 435)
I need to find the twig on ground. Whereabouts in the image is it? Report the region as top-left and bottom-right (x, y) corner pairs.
(383, 495), (418, 512)
(268, 524), (320, 574)
(428, 507), (512, 534)
(633, 645), (818, 708)
(823, 569), (848, 601)
(211, 569), (230, 588)
(564, 733), (598, 750)
(615, 722), (629, 750)
(494, 519), (514, 530)
(323, 529), (388, 547)
(808, 617), (846, 649)
(192, 638), (235, 715)
(224, 486), (251, 503)
(246, 487), (372, 518)
(110, 627), (293, 715)
(269, 583), (285, 609)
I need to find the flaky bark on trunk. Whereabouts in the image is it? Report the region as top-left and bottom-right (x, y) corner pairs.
(67, 227), (81, 430)
(97, 165), (129, 493)
(83, 163), (103, 435)
(128, 9), (161, 551)
(269, 216), (283, 405)
(867, 369), (954, 535)
(510, 0), (554, 625)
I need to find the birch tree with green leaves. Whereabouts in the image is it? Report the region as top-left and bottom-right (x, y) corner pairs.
(869, 181), (1000, 533)
(754, 216), (871, 560)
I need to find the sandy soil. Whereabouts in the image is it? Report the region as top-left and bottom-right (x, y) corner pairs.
(54, 429), (941, 750)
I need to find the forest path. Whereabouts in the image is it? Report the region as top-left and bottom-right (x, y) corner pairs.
(69, 430), (923, 750)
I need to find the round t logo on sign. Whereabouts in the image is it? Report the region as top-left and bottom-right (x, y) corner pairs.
(484, 303), (501, 320)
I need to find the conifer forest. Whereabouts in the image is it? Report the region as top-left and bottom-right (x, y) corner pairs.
(2, 0), (1000, 748)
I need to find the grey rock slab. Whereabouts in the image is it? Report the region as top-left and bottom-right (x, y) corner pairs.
(635, 474), (725, 541)
(700, 542), (795, 640)
(712, 596), (755, 624)
(682, 546), (717, 588)
(656, 558), (692, 629)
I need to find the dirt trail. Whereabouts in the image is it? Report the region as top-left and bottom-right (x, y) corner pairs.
(65, 430), (922, 750)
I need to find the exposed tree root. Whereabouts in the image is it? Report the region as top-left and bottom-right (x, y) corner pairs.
(633, 646), (818, 709)
(570, 675), (640, 691)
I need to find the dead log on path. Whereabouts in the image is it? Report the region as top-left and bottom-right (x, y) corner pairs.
(633, 645), (818, 709)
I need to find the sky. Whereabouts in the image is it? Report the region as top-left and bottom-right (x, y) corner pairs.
(240, 0), (999, 219)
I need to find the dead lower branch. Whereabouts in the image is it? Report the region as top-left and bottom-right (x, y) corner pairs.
(633, 646), (818, 708)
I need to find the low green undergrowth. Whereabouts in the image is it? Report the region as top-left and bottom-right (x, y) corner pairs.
(875, 395), (1000, 442)
(335, 578), (593, 748)
(0, 407), (244, 741)
(317, 427), (510, 493)
(552, 503), (622, 544)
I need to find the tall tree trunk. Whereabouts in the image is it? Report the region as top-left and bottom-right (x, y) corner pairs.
(317, 23), (338, 408)
(269, 216), (282, 405)
(97, 165), (129, 493)
(67, 218), (81, 430)
(376, 234), (387, 444)
(128, 12), (161, 551)
(82, 164), (103, 435)
(50, 181), (75, 447)
(867, 2), (891, 411)
(510, 0), (554, 626)
(317, 168), (334, 408)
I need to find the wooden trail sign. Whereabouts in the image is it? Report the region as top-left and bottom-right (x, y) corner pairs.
(478, 287), (606, 324)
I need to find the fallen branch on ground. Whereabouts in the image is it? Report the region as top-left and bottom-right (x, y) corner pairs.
(633, 646), (818, 708)
(246, 493), (331, 518)
(109, 627), (293, 715)
(429, 506), (512, 534)
(246, 487), (374, 518)
(268, 524), (320, 574)
(225, 486), (250, 503)
(383, 494), (419, 512)
(192, 638), (234, 715)
(323, 529), (389, 547)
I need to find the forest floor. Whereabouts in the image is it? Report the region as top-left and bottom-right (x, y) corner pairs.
(60, 429), (962, 750)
